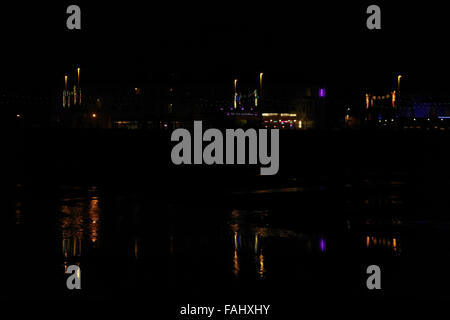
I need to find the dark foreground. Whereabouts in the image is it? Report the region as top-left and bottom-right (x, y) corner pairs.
(2, 129), (450, 316)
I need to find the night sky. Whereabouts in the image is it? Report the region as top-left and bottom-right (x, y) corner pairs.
(1, 1), (450, 97)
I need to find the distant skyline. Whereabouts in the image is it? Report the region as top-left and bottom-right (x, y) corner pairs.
(2, 2), (450, 97)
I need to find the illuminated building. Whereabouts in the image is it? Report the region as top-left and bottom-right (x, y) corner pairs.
(62, 68), (82, 108)
(365, 92), (397, 126)
(262, 113), (298, 130)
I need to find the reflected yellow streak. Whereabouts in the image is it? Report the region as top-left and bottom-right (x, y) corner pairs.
(233, 249), (239, 277)
(258, 252), (265, 278)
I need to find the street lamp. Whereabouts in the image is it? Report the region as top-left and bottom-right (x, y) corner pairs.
(234, 79), (238, 109)
(259, 73), (263, 92)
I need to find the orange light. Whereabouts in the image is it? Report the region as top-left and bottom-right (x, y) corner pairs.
(92, 113), (97, 118)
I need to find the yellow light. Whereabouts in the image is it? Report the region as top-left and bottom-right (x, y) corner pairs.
(262, 113), (278, 117)
(280, 113), (297, 117)
(259, 252), (265, 278)
(92, 113), (97, 118)
(259, 73), (263, 91)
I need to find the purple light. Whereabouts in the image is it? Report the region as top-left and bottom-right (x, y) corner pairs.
(241, 107), (244, 111)
(319, 88), (326, 98)
(319, 238), (326, 252)
(226, 112), (230, 116)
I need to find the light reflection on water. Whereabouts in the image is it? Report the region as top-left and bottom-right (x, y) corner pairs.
(56, 188), (103, 288)
(7, 173), (443, 299)
(15, 201), (23, 225)
(226, 209), (330, 280)
(59, 195), (102, 259)
(48, 179), (410, 293)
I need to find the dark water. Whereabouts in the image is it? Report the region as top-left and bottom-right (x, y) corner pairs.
(3, 169), (450, 308)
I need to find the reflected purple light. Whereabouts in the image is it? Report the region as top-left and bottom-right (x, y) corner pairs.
(319, 238), (326, 252)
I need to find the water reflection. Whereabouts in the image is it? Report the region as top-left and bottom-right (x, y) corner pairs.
(6, 174), (443, 299)
(233, 244), (240, 277)
(257, 250), (265, 279)
(227, 209), (328, 280)
(255, 230), (267, 278)
(15, 201), (23, 225)
(319, 238), (326, 252)
(14, 183), (25, 225)
(58, 187), (103, 279)
(89, 198), (100, 245)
